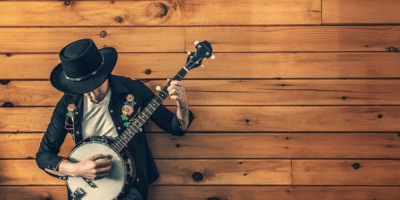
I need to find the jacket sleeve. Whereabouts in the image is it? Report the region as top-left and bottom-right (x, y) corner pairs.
(35, 94), (69, 179)
(139, 81), (194, 136)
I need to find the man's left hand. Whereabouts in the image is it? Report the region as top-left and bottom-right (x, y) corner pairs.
(167, 79), (189, 130)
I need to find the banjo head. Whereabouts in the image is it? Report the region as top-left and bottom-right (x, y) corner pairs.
(67, 137), (131, 200)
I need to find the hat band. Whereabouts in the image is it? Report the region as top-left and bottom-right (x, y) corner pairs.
(64, 56), (104, 82)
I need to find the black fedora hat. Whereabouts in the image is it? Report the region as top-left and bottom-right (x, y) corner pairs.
(50, 38), (117, 95)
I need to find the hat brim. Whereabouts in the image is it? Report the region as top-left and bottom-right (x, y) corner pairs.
(50, 47), (117, 95)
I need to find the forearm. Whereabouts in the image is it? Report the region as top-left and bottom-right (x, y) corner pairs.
(45, 159), (79, 177)
(177, 106), (190, 130)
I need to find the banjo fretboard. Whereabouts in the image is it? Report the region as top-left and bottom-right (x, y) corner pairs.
(111, 68), (188, 153)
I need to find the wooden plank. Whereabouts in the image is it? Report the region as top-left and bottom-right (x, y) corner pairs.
(2, 106), (400, 132)
(0, 0), (321, 26)
(322, 0), (400, 24)
(2, 52), (400, 79)
(147, 133), (400, 159)
(2, 186), (400, 200)
(0, 28), (184, 53)
(148, 186), (400, 200)
(292, 160), (400, 185)
(0, 133), (73, 159)
(0, 186), (67, 200)
(152, 159), (289, 185)
(4, 79), (400, 106)
(2, 27), (400, 53)
(3, 133), (399, 159)
(0, 159), (291, 186)
(185, 27), (400, 52)
(0, 160), (66, 186)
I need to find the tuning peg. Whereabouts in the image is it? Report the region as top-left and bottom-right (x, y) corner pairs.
(187, 51), (191, 55)
(194, 41), (199, 45)
(156, 86), (161, 92)
(201, 65), (204, 68)
(211, 55), (216, 59)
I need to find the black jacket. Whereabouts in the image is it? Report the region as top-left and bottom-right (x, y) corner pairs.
(36, 75), (194, 199)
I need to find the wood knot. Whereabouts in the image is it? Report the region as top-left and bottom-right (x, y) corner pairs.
(208, 198), (221, 200)
(192, 172), (203, 181)
(397, 133), (400, 137)
(115, 16), (123, 23)
(342, 96), (347, 100)
(111, 0), (114, 4)
(145, 69), (151, 74)
(245, 119), (250, 123)
(175, 143), (180, 148)
(353, 163), (360, 169)
(0, 80), (10, 85)
(147, 2), (169, 19)
(377, 114), (383, 119)
(286, 137), (289, 140)
(2, 102), (13, 107)
(100, 31), (107, 38)
(286, 189), (290, 193)
(6, 53), (11, 57)
(389, 47), (399, 52)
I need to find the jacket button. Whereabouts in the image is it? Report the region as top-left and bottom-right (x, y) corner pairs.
(75, 112), (79, 115)
(136, 178), (139, 182)
(76, 131), (79, 134)
(110, 110), (114, 113)
(118, 127), (121, 130)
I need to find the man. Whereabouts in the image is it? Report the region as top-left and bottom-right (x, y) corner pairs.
(36, 38), (194, 200)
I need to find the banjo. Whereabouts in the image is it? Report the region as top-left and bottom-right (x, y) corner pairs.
(67, 41), (213, 200)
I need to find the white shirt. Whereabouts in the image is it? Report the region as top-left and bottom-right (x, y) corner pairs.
(81, 89), (119, 139)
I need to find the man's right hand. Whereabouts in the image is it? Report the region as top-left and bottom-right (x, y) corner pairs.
(46, 154), (112, 180)
(75, 154), (112, 180)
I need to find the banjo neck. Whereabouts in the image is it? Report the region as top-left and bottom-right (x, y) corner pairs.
(110, 67), (189, 153)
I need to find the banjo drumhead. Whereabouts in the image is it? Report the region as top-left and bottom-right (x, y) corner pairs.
(67, 142), (126, 200)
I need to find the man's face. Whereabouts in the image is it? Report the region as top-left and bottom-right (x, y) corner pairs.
(83, 79), (109, 104)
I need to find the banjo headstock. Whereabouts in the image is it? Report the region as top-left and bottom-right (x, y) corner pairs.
(185, 40), (214, 70)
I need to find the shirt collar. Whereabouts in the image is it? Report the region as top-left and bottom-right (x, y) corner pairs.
(108, 75), (130, 99)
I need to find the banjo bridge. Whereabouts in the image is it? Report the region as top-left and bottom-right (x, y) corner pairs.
(82, 177), (97, 188)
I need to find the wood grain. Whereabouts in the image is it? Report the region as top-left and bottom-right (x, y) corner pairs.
(1, 27), (400, 53)
(0, 159), (291, 186)
(148, 186), (400, 200)
(2, 186), (400, 200)
(322, 0), (400, 24)
(2, 106), (400, 132)
(0, 0), (321, 26)
(147, 133), (400, 159)
(185, 26), (400, 52)
(3, 133), (399, 159)
(292, 160), (400, 185)
(0, 28), (184, 53)
(0, 160), (66, 186)
(3, 79), (400, 106)
(0, 186), (67, 200)
(3, 53), (400, 79)
(0, 133), (73, 159)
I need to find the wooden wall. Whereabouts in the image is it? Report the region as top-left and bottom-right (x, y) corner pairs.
(1, 0), (400, 199)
